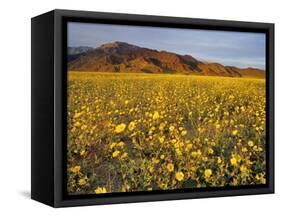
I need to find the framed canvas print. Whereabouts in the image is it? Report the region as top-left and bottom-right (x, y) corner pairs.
(31, 9), (274, 207)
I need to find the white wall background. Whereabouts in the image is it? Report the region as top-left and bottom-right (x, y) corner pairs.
(0, 0), (279, 215)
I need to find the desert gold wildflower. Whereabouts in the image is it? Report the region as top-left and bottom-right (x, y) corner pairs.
(159, 137), (165, 143)
(248, 140), (254, 147)
(95, 187), (107, 194)
(191, 151), (198, 158)
(128, 121), (136, 131)
(208, 148), (214, 154)
(242, 147), (248, 152)
(181, 130), (187, 136)
(73, 112), (83, 119)
(78, 178), (87, 186)
(167, 163), (174, 172)
(81, 124), (87, 130)
(80, 149), (86, 156)
(159, 122), (165, 130)
(169, 125), (175, 132)
(74, 121), (81, 127)
(112, 150), (120, 158)
(121, 152), (128, 159)
(261, 177), (266, 184)
(110, 142), (117, 149)
(240, 165), (248, 174)
(115, 123), (126, 133)
(175, 171), (184, 181)
(204, 169), (212, 179)
(70, 165), (80, 173)
(176, 148), (182, 156)
(152, 158), (160, 164)
(230, 156), (238, 166)
(117, 141), (125, 147)
(186, 143), (193, 151)
(153, 111), (160, 120)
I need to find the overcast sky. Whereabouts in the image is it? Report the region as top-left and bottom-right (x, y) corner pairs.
(68, 22), (266, 69)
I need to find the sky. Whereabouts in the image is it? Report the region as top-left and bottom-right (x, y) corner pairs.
(68, 22), (266, 69)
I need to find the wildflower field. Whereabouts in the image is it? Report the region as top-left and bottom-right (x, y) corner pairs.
(67, 71), (266, 195)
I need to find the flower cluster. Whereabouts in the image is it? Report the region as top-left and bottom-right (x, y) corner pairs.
(67, 72), (266, 194)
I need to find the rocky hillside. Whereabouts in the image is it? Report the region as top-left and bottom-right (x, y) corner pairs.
(68, 41), (265, 78)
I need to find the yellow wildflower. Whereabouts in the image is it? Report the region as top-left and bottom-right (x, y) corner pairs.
(159, 137), (165, 143)
(78, 178), (87, 186)
(112, 150), (120, 158)
(253, 145), (258, 152)
(175, 171), (184, 181)
(169, 125), (175, 132)
(242, 147), (248, 152)
(261, 177), (266, 184)
(152, 111), (160, 120)
(114, 123), (126, 133)
(167, 163), (174, 172)
(181, 130), (187, 136)
(152, 158), (160, 164)
(230, 156), (238, 166)
(120, 152), (128, 159)
(81, 125), (87, 130)
(191, 151), (198, 158)
(117, 141), (125, 147)
(186, 143), (193, 151)
(110, 142), (117, 149)
(176, 148), (182, 156)
(208, 148), (214, 154)
(204, 169), (212, 179)
(232, 130), (238, 136)
(80, 149), (86, 156)
(248, 140), (254, 147)
(128, 121), (136, 131)
(159, 122), (166, 130)
(240, 165), (248, 174)
(74, 121), (81, 127)
(70, 165), (80, 173)
(73, 112), (83, 119)
(95, 187), (107, 194)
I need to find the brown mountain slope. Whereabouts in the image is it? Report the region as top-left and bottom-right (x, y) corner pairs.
(68, 41), (265, 78)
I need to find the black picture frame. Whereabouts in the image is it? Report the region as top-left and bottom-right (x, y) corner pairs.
(31, 9), (274, 207)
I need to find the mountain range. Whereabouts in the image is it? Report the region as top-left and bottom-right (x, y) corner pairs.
(68, 41), (265, 78)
